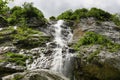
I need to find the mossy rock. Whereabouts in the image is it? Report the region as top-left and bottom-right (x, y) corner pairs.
(0, 26), (51, 48)
(13, 35), (50, 49)
(74, 61), (120, 80)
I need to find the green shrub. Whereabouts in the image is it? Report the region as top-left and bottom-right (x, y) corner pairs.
(71, 8), (88, 20)
(57, 8), (112, 21)
(111, 14), (120, 26)
(8, 2), (46, 27)
(49, 16), (56, 21)
(57, 9), (73, 20)
(87, 8), (112, 21)
(73, 32), (120, 52)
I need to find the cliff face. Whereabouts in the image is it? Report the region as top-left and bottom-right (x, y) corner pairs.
(72, 18), (120, 80)
(0, 17), (120, 80)
(72, 18), (120, 43)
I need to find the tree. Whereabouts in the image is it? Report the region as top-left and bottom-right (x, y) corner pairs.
(57, 9), (73, 20)
(87, 8), (112, 21)
(8, 2), (46, 27)
(0, 0), (12, 16)
(49, 16), (56, 21)
(71, 8), (88, 20)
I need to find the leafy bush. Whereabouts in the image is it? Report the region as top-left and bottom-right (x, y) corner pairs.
(87, 8), (112, 21)
(111, 14), (120, 26)
(57, 8), (112, 21)
(73, 32), (120, 52)
(71, 8), (88, 20)
(75, 32), (110, 46)
(8, 2), (46, 27)
(57, 9), (73, 20)
(0, 0), (10, 15)
(49, 16), (56, 21)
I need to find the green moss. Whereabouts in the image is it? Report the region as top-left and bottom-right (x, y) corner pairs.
(12, 74), (24, 80)
(0, 26), (50, 48)
(5, 52), (30, 66)
(0, 59), (5, 62)
(83, 62), (120, 80)
(87, 50), (100, 62)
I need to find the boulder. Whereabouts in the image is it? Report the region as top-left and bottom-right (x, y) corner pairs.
(2, 69), (69, 80)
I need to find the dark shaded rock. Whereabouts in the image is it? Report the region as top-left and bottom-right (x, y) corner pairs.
(44, 50), (53, 56)
(0, 66), (24, 78)
(0, 17), (8, 28)
(64, 21), (74, 27)
(27, 17), (46, 28)
(68, 48), (75, 53)
(47, 42), (57, 48)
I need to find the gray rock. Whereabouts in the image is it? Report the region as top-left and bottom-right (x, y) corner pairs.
(73, 18), (120, 44)
(2, 69), (69, 80)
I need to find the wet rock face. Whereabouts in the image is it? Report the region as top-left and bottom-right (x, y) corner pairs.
(2, 69), (69, 80)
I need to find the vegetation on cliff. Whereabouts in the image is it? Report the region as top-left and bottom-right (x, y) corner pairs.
(57, 8), (112, 21)
(73, 32), (120, 52)
(0, 1), (120, 80)
(57, 8), (120, 27)
(0, 26), (50, 49)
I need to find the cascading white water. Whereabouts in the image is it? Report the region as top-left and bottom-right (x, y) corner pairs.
(27, 20), (74, 78)
(51, 20), (73, 74)
(51, 20), (65, 73)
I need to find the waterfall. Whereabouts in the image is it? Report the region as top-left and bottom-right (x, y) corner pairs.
(51, 20), (73, 74)
(27, 20), (74, 78)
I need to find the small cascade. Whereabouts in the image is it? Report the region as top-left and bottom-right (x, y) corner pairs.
(27, 20), (74, 78)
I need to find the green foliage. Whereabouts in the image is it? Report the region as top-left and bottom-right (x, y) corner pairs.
(0, 26), (50, 48)
(57, 9), (73, 20)
(73, 32), (110, 50)
(71, 8), (88, 20)
(12, 74), (23, 80)
(87, 8), (111, 21)
(87, 50), (100, 62)
(5, 52), (29, 66)
(73, 32), (120, 52)
(8, 2), (46, 27)
(57, 8), (112, 21)
(0, 0), (10, 15)
(111, 14), (120, 26)
(11, 27), (50, 49)
(49, 16), (56, 21)
(7, 6), (25, 25)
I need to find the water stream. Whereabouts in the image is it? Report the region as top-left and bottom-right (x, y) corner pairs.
(27, 20), (74, 78)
